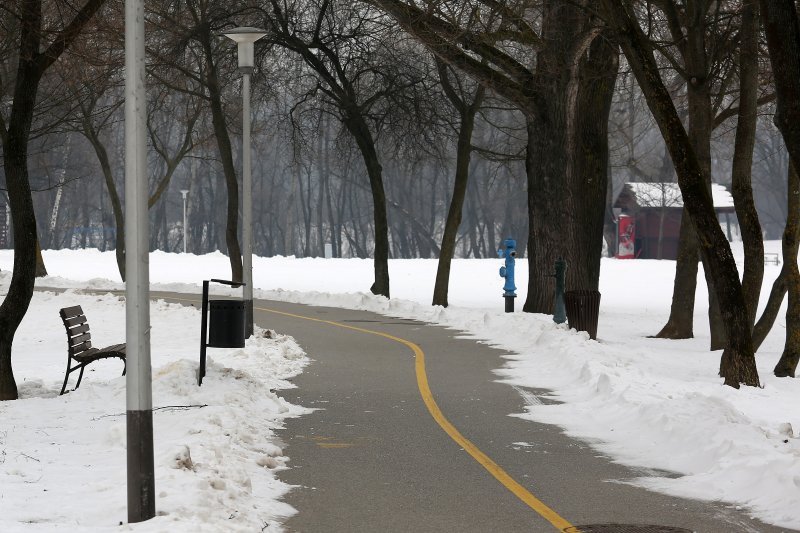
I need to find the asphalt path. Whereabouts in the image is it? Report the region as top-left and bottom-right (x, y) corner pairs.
(151, 293), (786, 533)
(246, 299), (785, 533)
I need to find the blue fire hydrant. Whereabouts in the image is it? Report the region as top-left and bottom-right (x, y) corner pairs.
(498, 238), (517, 312)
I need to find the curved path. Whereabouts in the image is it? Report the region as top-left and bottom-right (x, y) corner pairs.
(152, 292), (783, 533)
(248, 299), (781, 533)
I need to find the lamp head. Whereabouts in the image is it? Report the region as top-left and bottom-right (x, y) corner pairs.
(222, 27), (267, 73)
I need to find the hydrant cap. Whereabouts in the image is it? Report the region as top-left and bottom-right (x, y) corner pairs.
(504, 238), (516, 249)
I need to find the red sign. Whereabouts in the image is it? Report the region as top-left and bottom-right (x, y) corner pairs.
(618, 215), (635, 259)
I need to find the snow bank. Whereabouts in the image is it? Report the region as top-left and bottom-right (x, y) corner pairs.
(0, 286), (308, 532)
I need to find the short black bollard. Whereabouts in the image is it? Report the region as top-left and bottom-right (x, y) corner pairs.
(564, 289), (601, 340)
(199, 279), (246, 386)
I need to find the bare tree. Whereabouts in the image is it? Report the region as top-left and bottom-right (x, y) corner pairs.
(635, 1), (770, 348)
(432, 60), (485, 306)
(600, 0), (759, 387)
(729, 0), (763, 330)
(367, 0), (619, 312)
(61, 32), (201, 279)
(148, 0), (260, 283)
(0, 0), (109, 400)
(262, 0), (434, 297)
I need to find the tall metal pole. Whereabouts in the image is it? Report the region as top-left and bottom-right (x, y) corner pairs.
(223, 27), (265, 338)
(242, 72), (253, 337)
(125, 0), (154, 522)
(180, 190), (189, 254)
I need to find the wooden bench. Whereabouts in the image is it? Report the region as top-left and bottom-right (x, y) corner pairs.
(59, 305), (126, 395)
(764, 253), (781, 265)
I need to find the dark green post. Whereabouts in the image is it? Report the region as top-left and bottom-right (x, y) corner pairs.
(553, 258), (566, 324)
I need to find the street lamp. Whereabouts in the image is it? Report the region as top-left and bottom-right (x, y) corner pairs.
(223, 26), (266, 339)
(125, 0), (154, 523)
(180, 189), (189, 254)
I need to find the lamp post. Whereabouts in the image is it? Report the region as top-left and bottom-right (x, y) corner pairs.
(180, 189), (189, 254)
(223, 26), (266, 339)
(125, 0), (154, 522)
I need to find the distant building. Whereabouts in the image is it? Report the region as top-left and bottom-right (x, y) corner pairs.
(613, 182), (738, 260)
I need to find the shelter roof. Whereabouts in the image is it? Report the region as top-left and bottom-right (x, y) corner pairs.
(617, 182), (734, 210)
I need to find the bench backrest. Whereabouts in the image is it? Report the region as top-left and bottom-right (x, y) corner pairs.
(59, 305), (93, 358)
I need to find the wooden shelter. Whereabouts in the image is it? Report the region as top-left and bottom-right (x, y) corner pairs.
(613, 182), (737, 260)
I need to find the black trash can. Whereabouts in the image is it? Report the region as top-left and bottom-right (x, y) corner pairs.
(564, 290), (601, 340)
(208, 299), (245, 348)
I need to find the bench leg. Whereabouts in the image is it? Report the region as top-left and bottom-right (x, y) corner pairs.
(60, 357), (126, 395)
(74, 365), (86, 391)
(59, 367), (71, 396)
(61, 364), (87, 395)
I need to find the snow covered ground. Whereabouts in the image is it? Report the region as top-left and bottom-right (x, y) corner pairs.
(0, 243), (798, 531)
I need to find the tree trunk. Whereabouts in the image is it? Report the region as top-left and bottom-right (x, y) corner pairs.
(655, 214), (697, 338)
(774, 162), (800, 376)
(759, 1), (800, 375)
(524, 15), (618, 313)
(775, 269), (800, 377)
(685, 21), (726, 351)
(48, 134), (72, 248)
(730, 0), (764, 328)
(203, 40), (242, 282)
(317, 118), (327, 256)
(432, 70), (484, 307)
(0, 0), (113, 399)
(343, 112), (390, 298)
(571, 34), (619, 288)
(0, 134), (38, 399)
(325, 155), (340, 257)
(286, 160), (299, 255)
(300, 165), (312, 256)
(522, 6), (572, 313)
(760, 2), (800, 170)
(1, 34), (38, 398)
(84, 121), (126, 280)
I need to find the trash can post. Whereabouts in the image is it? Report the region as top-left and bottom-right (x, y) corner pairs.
(199, 279), (245, 386)
(199, 280), (210, 386)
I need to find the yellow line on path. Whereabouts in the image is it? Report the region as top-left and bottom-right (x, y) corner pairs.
(252, 305), (575, 532)
(161, 295), (573, 530)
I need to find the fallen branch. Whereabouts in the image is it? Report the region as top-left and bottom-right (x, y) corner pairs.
(91, 404), (209, 420)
